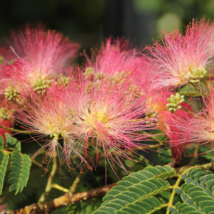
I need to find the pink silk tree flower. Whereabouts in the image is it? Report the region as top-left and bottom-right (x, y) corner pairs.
(183, 91), (214, 147)
(14, 87), (80, 166)
(164, 102), (193, 161)
(145, 90), (193, 161)
(83, 38), (147, 90)
(144, 89), (178, 130)
(14, 78), (154, 170)
(164, 86), (214, 157)
(0, 97), (14, 145)
(146, 18), (214, 89)
(0, 25), (79, 99)
(65, 77), (155, 171)
(84, 38), (138, 74)
(9, 24), (79, 70)
(80, 39), (156, 113)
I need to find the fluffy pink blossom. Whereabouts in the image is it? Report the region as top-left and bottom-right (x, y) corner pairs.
(83, 38), (149, 90)
(0, 119), (13, 142)
(9, 24), (79, 70)
(144, 89), (170, 120)
(84, 38), (137, 74)
(14, 87), (77, 165)
(144, 89), (193, 160)
(65, 75), (155, 171)
(0, 97), (14, 142)
(0, 25), (79, 99)
(179, 90), (214, 148)
(147, 18), (214, 88)
(163, 102), (193, 161)
(15, 63), (156, 170)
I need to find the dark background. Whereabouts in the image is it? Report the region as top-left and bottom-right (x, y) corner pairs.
(0, 0), (212, 56)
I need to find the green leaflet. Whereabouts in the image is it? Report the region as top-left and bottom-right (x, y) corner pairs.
(8, 151), (31, 195)
(158, 148), (172, 165)
(2, 168), (46, 209)
(172, 168), (214, 214)
(5, 133), (21, 152)
(0, 135), (4, 150)
(0, 133), (21, 152)
(93, 165), (175, 214)
(0, 135), (30, 196)
(94, 165), (214, 214)
(0, 151), (9, 195)
(0, 134), (23, 195)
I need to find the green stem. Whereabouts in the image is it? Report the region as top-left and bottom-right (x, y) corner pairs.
(32, 159), (50, 173)
(69, 165), (88, 196)
(0, 125), (31, 134)
(166, 162), (212, 213)
(38, 153), (57, 203)
(52, 184), (69, 193)
(166, 176), (182, 214)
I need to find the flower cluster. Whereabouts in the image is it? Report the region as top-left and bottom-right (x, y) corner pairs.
(1, 18), (214, 170)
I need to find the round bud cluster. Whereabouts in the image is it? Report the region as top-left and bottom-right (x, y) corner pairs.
(33, 76), (52, 94)
(56, 75), (71, 87)
(4, 86), (19, 102)
(166, 93), (185, 113)
(189, 67), (207, 83)
(0, 108), (11, 120)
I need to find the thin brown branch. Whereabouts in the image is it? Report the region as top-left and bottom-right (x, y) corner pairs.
(3, 183), (117, 214)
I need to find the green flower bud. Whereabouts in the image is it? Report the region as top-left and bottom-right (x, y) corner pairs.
(166, 93), (185, 113)
(4, 86), (19, 102)
(0, 107), (11, 120)
(189, 67), (207, 83)
(33, 76), (52, 94)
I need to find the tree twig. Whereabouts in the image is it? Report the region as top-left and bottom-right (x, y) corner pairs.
(3, 183), (117, 214)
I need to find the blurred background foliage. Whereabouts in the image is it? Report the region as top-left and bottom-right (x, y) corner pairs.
(0, 0), (213, 54)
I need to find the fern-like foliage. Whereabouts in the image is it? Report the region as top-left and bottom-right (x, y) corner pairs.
(93, 165), (175, 214)
(5, 133), (21, 152)
(169, 168), (214, 214)
(8, 151), (32, 195)
(2, 168), (46, 209)
(0, 151), (9, 194)
(94, 165), (214, 214)
(0, 134), (32, 195)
